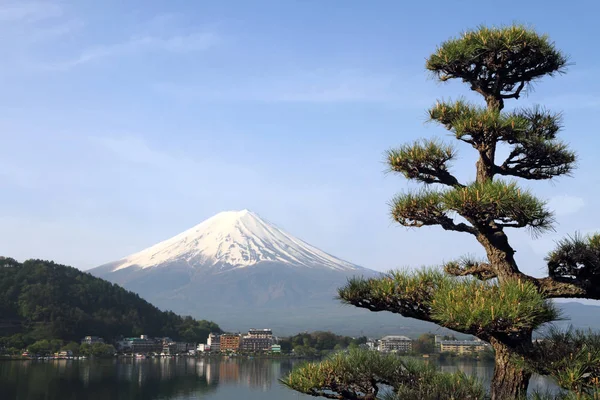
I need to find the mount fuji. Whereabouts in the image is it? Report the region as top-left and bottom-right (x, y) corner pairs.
(90, 210), (447, 335)
(102, 209), (361, 273)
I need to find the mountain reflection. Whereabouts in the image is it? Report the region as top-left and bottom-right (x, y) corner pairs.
(0, 357), (296, 399)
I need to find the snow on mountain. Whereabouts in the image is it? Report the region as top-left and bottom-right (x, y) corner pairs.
(109, 209), (361, 272)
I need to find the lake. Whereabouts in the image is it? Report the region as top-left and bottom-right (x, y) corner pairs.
(0, 357), (556, 399)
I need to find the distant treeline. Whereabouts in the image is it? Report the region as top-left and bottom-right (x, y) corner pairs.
(0, 257), (221, 349)
(279, 331), (368, 356)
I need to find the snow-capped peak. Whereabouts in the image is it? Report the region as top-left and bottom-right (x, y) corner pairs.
(111, 210), (361, 272)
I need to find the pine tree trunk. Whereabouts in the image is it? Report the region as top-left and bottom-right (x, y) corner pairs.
(490, 338), (531, 400)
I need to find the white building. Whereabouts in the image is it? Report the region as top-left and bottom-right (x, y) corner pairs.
(197, 344), (209, 352)
(207, 333), (220, 352)
(378, 336), (413, 353)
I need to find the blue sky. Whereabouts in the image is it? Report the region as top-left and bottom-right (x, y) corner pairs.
(1, 0), (599, 287)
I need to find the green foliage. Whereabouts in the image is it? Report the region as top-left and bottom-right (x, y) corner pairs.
(547, 233), (600, 297)
(443, 180), (554, 236)
(529, 328), (600, 396)
(529, 390), (600, 400)
(80, 342), (116, 357)
(412, 333), (436, 354)
(279, 331), (367, 355)
(0, 258), (221, 346)
(427, 101), (575, 180)
(429, 99), (527, 143)
(282, 348), (485, 400)
(390, 189), (448, 228)
(27, 339), (63, 355)
(338, 268), (449, 321)
(340, 269), (558, 335)
(385, 358), (486, 400)
(386, 139), (459, 186)
(426, 25), (567, 99)
(391, 180), (554, 235)
(431, 278), (559, 334)
(60, 341), (80, 354)
(0, 334), (25, 350)
(444, 256), (496, 280)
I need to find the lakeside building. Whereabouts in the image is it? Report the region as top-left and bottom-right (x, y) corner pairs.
(439, 339), (488, 354)
(220, 334), (241, 352)
(203, 329), (277, 353)
(81, 336), (105, 345)
(162, 342), (196, 355)
(207, 333), (221, 352)
(240, 329), (273, 352)
(197, 343), (209, 352)
(116, 335), (193, 354)
(117, 336), (163, 353)
(377, 336), (413, 353)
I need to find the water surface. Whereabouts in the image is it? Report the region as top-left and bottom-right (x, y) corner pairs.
(0, 356), (556, 399)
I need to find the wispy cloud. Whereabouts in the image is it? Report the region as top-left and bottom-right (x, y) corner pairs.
(27, 19), (84, 42)
(0, 1), (62, 22)
(46, 32), (219, 70)
(0, 1), (79, 42)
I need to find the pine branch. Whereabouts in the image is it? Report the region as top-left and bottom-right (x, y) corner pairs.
(496, 107), (576, 180)
(391, 181), (553, 237)
(500, 81), (526, 100)
(444, 257), (497, 280)
(281, 349), (398, 399)
(528, 327), (600, 395)
(443, 180), (555, 237)
(537, 233), (600, 300)
(428, 100), (524, 147)
(282, 349), (485, 400)
(386, 139), (463, 187)
(339, 269), (558, 336)
(496, 140), (575, 180)
(390, 190), (476, 234)
(426, 25), (568, 102)
(431, 278), (560, 335)
(337, 269), (446, 323)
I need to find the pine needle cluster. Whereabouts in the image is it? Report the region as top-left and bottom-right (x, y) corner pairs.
(431, 279), (560, 334)
(426, 25), (568, 99)
(282, 348), (485, 400)
(391, 180), (554, 235)
(530, 328), (600, 397)
(339, 269), (559, 335)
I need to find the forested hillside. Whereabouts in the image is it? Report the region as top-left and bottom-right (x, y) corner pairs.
(0, 257), (221, 346)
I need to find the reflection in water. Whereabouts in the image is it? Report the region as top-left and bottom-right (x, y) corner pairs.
(434, 359), (557, 394)
(0, 357), (305, 400)
(0, 357), (557, 399)
(1, 358), (217, 400)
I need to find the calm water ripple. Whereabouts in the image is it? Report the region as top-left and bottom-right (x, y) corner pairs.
(0, 357), (556, 400)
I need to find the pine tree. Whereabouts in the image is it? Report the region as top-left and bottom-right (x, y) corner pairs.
(284, 25), (600, 399)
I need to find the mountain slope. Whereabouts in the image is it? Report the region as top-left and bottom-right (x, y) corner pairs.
(103, 210), (361, 273)
(0, 257), (221, 343)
